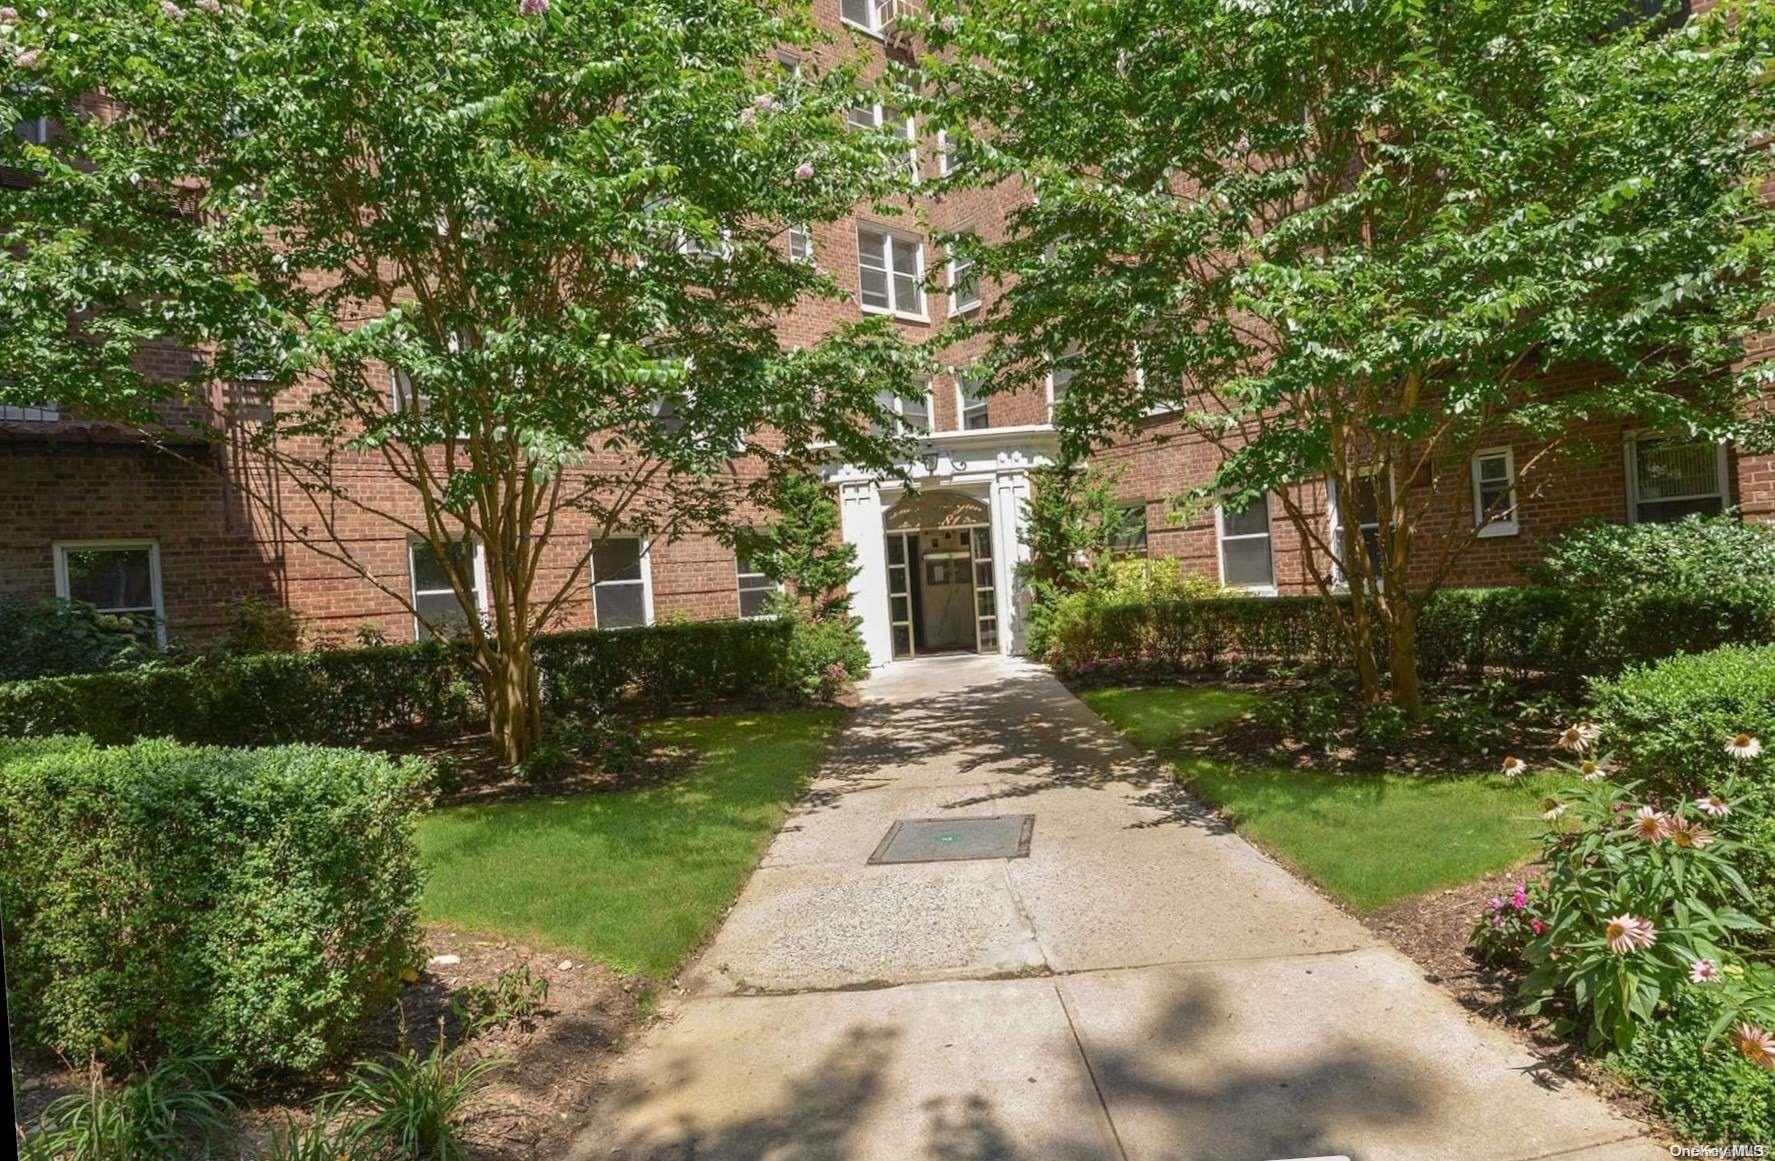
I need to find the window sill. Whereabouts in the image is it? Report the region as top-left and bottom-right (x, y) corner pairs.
(1476, 522), (1519, 539)
(1225, 584), (1279, 598)
(839, 18), (885, 41)
(859, 302), (929, 324)
(949, 298), (983, 316)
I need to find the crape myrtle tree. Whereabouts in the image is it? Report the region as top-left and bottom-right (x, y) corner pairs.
(0, 0), (931, 764)
(922, 0), (1775, 714)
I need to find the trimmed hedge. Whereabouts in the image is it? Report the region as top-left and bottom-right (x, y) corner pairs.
(1047, 586), (1775, 689)
(0, 737), (431, 1081)
(0, 616), (805, 747)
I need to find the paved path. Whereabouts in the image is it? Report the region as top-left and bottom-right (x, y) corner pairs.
(579, 656), (1664, 1161)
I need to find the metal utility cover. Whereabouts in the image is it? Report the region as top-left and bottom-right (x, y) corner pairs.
(868, 814), (1035, 865)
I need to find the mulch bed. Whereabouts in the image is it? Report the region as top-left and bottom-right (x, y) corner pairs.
(13, 925), (645, 1160)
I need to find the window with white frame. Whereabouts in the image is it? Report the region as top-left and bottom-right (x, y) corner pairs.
(787, 222), (813, 264)
(1218, 496), (1274, 589)
(391, 367), (431, 417)
(1626, 434), (1727, 524)
(847, 102), (918, 183)
(1329, 472), (1388, 582)
(736, 547), (781, 618)
(856, 225), (925, 319)
(874, 384), (932, 435)
(409, 538), (485, 642)
(1, 403), (58, 421)
(937, 128), (970, 177)
(591, 537), (652, 629)
(1111, 504), (1149, 558)
(1047, 348), (1080, 419)
(1471, 448), (1518, 537)
(54, 540), (165, 644)
(839, 0), (879, 33)
(948, 236), (981, 315)
(955, 371), (991, 431)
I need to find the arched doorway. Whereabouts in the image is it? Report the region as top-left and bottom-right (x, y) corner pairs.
(881, 490), (997, 660)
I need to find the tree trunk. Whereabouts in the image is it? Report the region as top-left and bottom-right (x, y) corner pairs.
(1346, 590), (1383, 704)
(1387, 601), (1424, 720)
(484, 637), (543, 769)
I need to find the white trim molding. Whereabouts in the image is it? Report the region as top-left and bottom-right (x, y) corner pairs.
(1470, 446), (1519, 538)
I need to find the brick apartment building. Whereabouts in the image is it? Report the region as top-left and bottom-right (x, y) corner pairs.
(1, 0), (1765, 669)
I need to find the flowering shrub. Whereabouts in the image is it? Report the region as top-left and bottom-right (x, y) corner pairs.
(1490, 725), (1775, 1054)
(1468, 881), (1547, 966)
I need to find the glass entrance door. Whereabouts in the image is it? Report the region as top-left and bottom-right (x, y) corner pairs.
(886, 532), (916, 660)
(963, 525), (997, 653)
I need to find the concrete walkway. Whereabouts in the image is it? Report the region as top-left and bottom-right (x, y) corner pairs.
(580, 656), (1664, 1161)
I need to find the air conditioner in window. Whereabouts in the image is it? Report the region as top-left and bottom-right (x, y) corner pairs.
(873, 0), (922, 45)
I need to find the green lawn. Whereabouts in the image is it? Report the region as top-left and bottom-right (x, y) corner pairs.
(1080, 686), (1565, 912)
(417, 708), (844, 977)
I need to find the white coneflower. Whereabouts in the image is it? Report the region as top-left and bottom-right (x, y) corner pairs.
(1603, 914), (1656, 954)
(1694, 793), (1731, 818)
(1689, 958), (1722, 984)
(1726, 732), (1763, 761)
(1555, 721), (1601, 753)
(1540, 797), (1567, 821)
(1631, 806), (1671, 843)
(1500, 756), (1527, 777)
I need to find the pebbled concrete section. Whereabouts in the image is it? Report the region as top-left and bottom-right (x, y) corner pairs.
(581, 655), (1666, 1160)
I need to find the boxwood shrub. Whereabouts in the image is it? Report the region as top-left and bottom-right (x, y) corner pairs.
(0, 737), (431, 1082)
(0, 616), (813, 747)
(1046, 586), (1775, 690)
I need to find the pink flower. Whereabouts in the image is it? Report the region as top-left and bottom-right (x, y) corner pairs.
(160, 1), (187, 22)
(195, 0), (221, 13)
(1668, 816), (1714, 849)
(794, 161), (815, 182)
(1530, 918), (1546, 936)
(1488, 895), (1505, 912)
(12, 46), (39, 69)
(738, 107), (757, 127)
(0, 8), (19, 24)
(1509, 885), (1528, 910)
(754, 93), (777, 112)
(1630, 806), (1671, 843)
(520, 0), (550, 14)
(1689, 958), (1722, 984)
(1603, 914), (1656, 954)
(1736, 1023), (1775, 1070)
(1695, 794), (1731, 817)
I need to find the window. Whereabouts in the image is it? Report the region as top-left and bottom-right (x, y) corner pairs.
(787, 222), (813, 264)
(948, 237), (981, 315)
(1471, 448), (1518, 537)
(840, 0), (879, 32)
(937, 128), (969, 177)
(955, 371), (991, 431)
(591, 537), (652, 629)
(856, 225), (925, 319)
(1046, 348), (1079, 419)
(1, 403), (58, 421)
(1111, 505), (1149, 558)
(874, 385), (932, 435)
(1626, 434), (1727, 523)
(391, 368), (431, 417)
(848, 103), (918, 183)
(14, 115), (46, 144)
(1329, 472), (1388, 583)
(409, 538), (485, 642)
(54, 540), (165, 644)
(736, 548), (780, 618)
(1217, 496), (1274, 590)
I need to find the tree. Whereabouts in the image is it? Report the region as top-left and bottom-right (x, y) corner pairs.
(925, 0), (1775, 713)
(1018, 457), (1129, 655)
(0, 0), (928, 763)
(743, 470), (859, 619)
